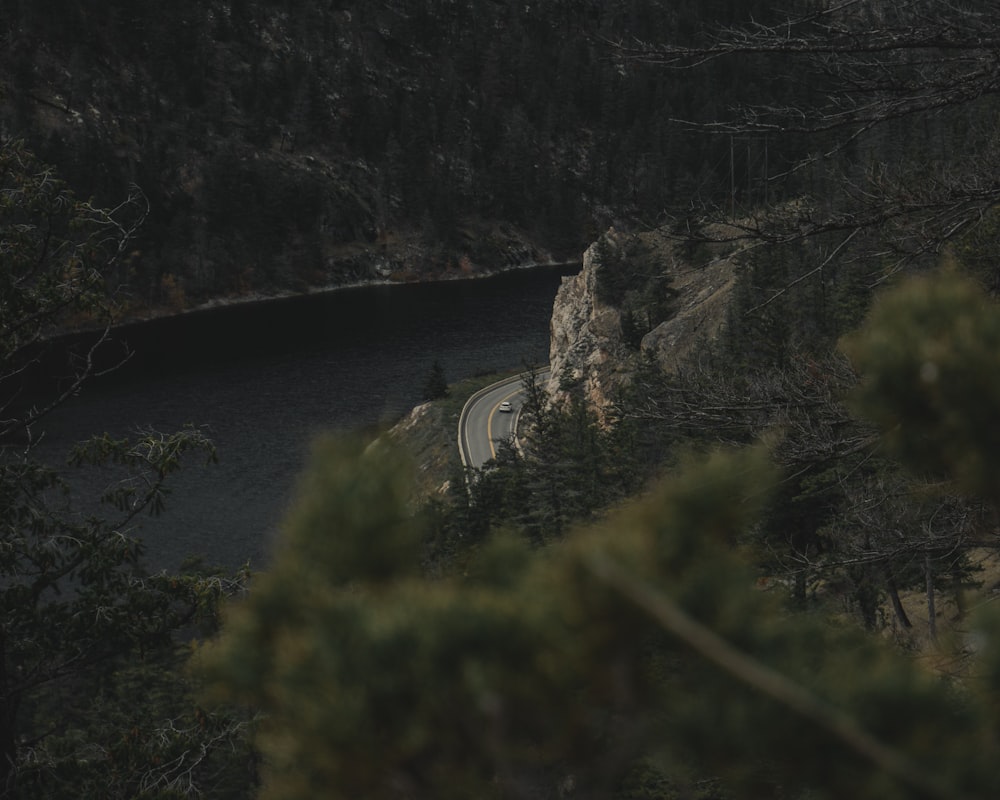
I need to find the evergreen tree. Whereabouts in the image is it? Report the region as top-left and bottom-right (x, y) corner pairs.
(0, 141), (255, 797)
(421, 360), (450, 401)
(200, 268), (1000, 800)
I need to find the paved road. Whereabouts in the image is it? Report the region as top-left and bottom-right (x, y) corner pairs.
(458, 369), (548, 470)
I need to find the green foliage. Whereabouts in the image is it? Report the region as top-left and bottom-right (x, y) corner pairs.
(421, 360), (450, 401)
(69, 425), (219, 516)
(198, 265), (1000, 799)
(466, 371), (643, 543)
(620, 305), (646, 350)
(199, 442), (756, 799)
(0, 141), (107, 333)
(952, 207), (1000, 292)
(0, 142), (255, 797)
(0, 430), (254, 795)
(591, 233), (677, 331)
(593, 234), (632, 306)
(842, 268), (1000, 503)
(201, 429), (1000, 799)
(2, 0), (808, 302)
(25, 655), (258, 800)
(0, 140), (144, 438)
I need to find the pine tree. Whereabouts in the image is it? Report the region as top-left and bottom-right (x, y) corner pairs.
(199, 267), (1000, 800)
(421, 360), (450, 401)
(0, 140), (255, 797)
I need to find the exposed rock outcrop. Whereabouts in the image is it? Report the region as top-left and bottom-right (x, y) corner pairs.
(546, 231), (631, 422)
(547, 228), (738, 419)
(639, 241), (738, 371)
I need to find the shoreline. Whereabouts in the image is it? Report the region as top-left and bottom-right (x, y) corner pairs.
(110, 258), (583, 331)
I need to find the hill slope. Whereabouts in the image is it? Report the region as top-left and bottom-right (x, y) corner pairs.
(1, 0), (783, 314)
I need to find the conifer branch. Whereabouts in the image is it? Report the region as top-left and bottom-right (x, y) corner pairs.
(585, 552), (967, 800)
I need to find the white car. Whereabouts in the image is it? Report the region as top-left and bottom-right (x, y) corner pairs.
(498, 401), (513, 413)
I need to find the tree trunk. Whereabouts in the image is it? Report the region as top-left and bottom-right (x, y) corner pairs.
(0, 631), (18, 798)
(885, 573), (912, 629)
(925, 554), (937, 643)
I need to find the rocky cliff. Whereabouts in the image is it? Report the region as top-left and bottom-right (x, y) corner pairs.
(546, 228), (738, 418)
(546, 231), (631, 421)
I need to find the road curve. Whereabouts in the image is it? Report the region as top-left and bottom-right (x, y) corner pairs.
(458, 368), (549, 471)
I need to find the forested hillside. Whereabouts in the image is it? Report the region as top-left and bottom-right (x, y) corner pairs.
(7, 1), (1000, 798)
(2, 0), (786, 315)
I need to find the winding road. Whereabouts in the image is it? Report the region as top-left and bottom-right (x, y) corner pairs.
(458, 369), (549, 470)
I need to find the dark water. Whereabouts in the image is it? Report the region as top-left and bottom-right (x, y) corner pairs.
(30, 266), (578, 572)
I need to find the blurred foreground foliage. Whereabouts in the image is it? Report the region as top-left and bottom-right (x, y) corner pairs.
(201, 269), (1000, 799)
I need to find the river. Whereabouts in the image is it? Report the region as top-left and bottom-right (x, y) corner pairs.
(29, 265), (579, 572)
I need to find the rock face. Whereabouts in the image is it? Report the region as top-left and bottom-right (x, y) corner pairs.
(546, 232), (630, 421)
(547, 228), (738, 418)
(639, 242), (738, 371)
